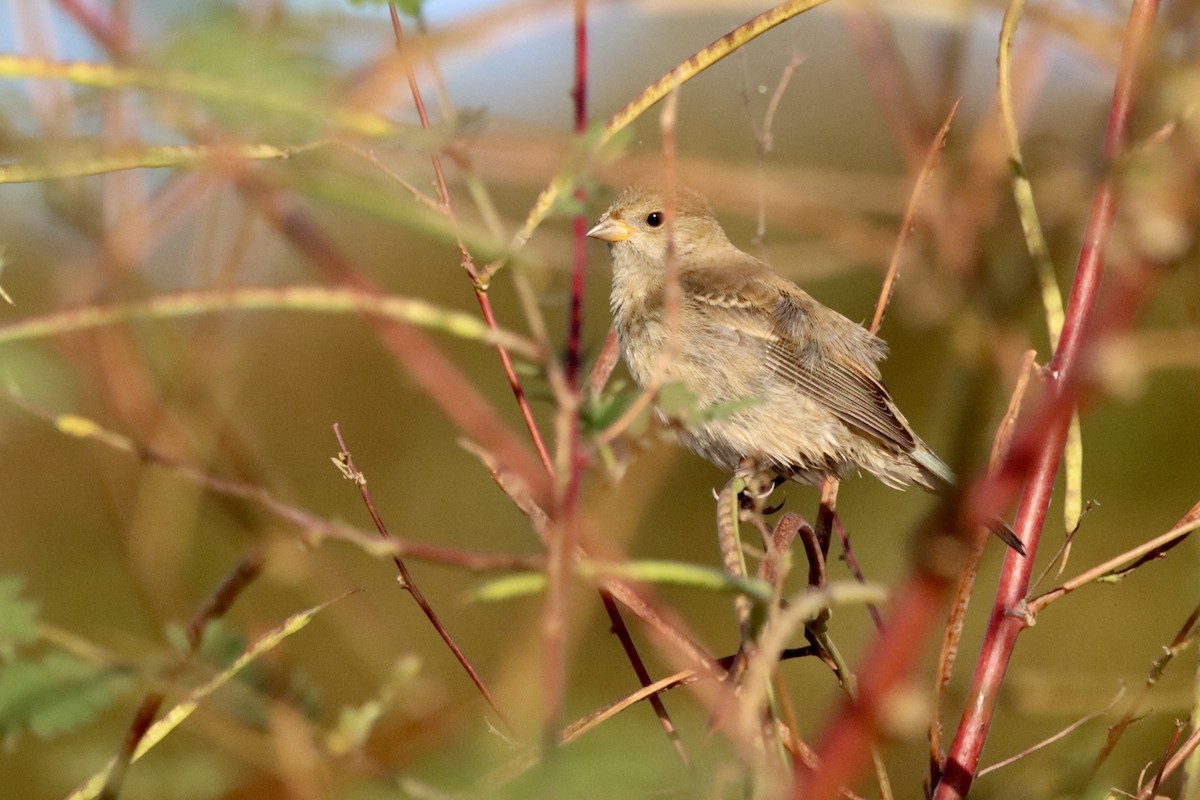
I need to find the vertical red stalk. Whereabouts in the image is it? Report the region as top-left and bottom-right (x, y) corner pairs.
(933, 1), (1158, 796)
(800, 1), (1159, 797)
(543, 0), (589, 752)
(566, 0), (589, 389)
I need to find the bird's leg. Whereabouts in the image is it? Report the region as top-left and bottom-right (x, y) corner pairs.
(736, 466), (778, 510)
(758, 475), (789, 515)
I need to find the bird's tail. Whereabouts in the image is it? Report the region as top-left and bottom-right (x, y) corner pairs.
(911, 446), (955, 491)
(911, 446), (1027, 556)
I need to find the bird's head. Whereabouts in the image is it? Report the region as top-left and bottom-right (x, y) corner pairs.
(587, 184), (731, 272)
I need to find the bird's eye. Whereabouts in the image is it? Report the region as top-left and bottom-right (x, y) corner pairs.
(645, 211), (663, 228)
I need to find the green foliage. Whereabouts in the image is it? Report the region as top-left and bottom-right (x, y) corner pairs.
(469, 572), (547, 604)
(346, 0), (424, 16)
(0, 576), (39, 658)
(156, 6), (339, 139)
(326, 656), (422, 755)
(0, 577), (130, 742)
(470, 559), (773, 604)
(658, 383), (762, 428)
(580, 380), (650, 436)
(0, 653), (131, 739)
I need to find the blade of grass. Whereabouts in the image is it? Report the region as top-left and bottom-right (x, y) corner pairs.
(0, 285), (542, 360)
(998, 0), (1083, 557)
(0, 143), (313, 184)
(65, 594), (350, 800)
(0, 54), (403, 138)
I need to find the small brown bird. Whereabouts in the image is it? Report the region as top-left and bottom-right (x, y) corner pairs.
(589, 183), (1024, 553)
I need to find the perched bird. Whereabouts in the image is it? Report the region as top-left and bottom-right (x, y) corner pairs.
(588, 183), (1024, 553)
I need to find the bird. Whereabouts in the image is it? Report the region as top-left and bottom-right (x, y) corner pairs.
(587, 183), (1025, 555)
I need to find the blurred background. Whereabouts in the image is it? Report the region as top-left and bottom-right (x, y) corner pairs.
(1, 0), (1198, 798)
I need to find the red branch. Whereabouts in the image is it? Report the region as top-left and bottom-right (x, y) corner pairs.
(934, 2), (1159, 795)
(389, 7), (555, 479)
(542, 0), (591, 750)
(797, 0), (1161, 797)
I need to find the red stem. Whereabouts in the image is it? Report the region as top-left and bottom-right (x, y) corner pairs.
(933, 0), (1159, 796)
(334, 425), (512, 733)
(56, 0), (127, 56)
(543, 0), (590, 751)
(565, 0), (589, 391)
(390, 6), (555, 479)
(799, 0), (1160, 796)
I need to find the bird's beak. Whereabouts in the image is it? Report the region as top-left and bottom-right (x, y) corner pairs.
(586, 216), (633, 243)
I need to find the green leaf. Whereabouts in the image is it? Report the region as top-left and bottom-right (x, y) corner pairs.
(470, 560), (772, 605)
(347, 0), (424, 14)
(581, 382), (649, 437)
(0, 576), (40, 657)
(0, 653), (131, 739)
(655, 382), (701, 423)
(328, 699), (386, 756)
(655, 383), (761, 430)
(68, 593), (347, 800)
(469, 573), (547, 603)
(327, 659), (422, 758)
(698, 395), (763, 423)
(592, 560), (773, 604)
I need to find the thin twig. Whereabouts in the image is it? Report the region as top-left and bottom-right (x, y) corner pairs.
(1136, 724), (1200, 799)
(237, 171), (555, 515)
(997, 0), (1083, 566)
(1093, 603), (1200, 771)
(101, 552), (265, 800)
(6, 396), (541, 571)
(463, 435), (732, 747)
(512, 0), (835, 252)
(540, 0), (592, 753)
(389, 7), (555, 480)
(596, 89), (682, 444)
(332, 424), (513, 735)
(831, 514), (883, 632)
(586, 327), (621, 397)
(0, 285), (543, 359)
(55, 0), (126, 55)
(743, 47), (806, 253)
(598, 591), (691, 766)
(1025, 503), (1200, 618)
(837, 0), (930, 172)
(976, 689), (1120, 778)
(869, 98), (961, 335)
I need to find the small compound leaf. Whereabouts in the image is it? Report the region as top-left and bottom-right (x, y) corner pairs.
(0, 653), (131, 739)
(581, 382), (650, 437)
(0, 576), (40, 657)
(655, 382), (701, 424)
(66, 593), (348, 800)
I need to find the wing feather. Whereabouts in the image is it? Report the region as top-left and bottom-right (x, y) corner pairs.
(679, 267), (918, 455)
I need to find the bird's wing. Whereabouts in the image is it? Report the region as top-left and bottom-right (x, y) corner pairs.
(680, 266), (917, 455)
(770, 288), (917, 454)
